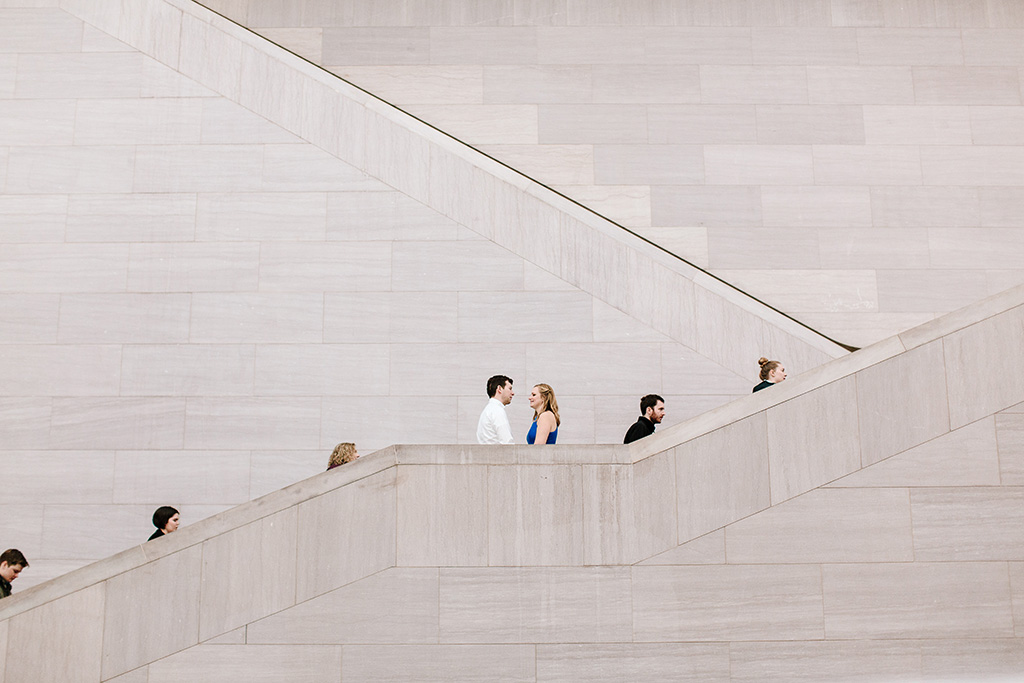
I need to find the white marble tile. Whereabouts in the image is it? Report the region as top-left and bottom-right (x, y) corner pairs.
(120, 344), (255, 397)
(593, 144), (703, 185)
(260, 27), (323, 62)
(0, 450), (113, 504)
(200, 97), (301, 144)
(184, 397), (321, 449)
(751, 27), (858, 63)
(148, 645), (341, 683)
(0, 243), (127, 293)
(553, 183), (652, 226)
(856, 340), (950, 465)
(812, 145), (922, 185)
(913, 66), (1021, 105)
(261, 144), (386, 191)
(140, 56), (216, 98)
(856, 28), (964, 65)
(429, 26), (537, 64)
(706, 144), (816, 184)
(5, 146), (135, 194)
(691, 284), (765, 378)
(762, 185), (873, 227)
(81, 24), (131, 52)
(920, 639), (1024, 681)
(457, 291), (593, 342)
(253, 344), (390, 395)
(56, 293), (191, 343)
(321, 396), (457, 451)
(633, 564), (824, 641)
(257, 242), (392, 291)
(0, 294), (58, 342)
(0, 99), (75, 146)
(807, 65), (914, 104)
(133, 144), (264, 193)
(199, 507), (297, 640)
(865, 104), (972, 145)
(818, 227), (929, 269)
(524, 342), (662, 396)
(189, 293), (324, 343)
(439, 567), (632, 643)
(101, 546), (202, 679)
(0, 501), (44, 558)
(397, 464), (488, 566)
(644, 27), (751, 63)
(249, 449), (324, 498)
(74, 98), (202, 145)
(538, 104), (647, 144)
(0, 344), (120, 396)
(14, 52), (142, 98)
(248, 568), (437, 644)
(870, 185), (979, 228)
(651, 185), (762, 227)
(675, 414), (770, 540)
(0, 398), (51, 450)
(327, 190), (458, 241)
(730, 641), (921, 683)
(639, 529), (726, 565)
(66, 194), (196, 242)
(477, 143), (595, 185)
(706, 226), (820, 269)
(962, 29), (1024, 65)
(537, 643), (729, 682)
(536, 26), (645, 63)
(725, 487), (914, 563)
(346, 644), (537, 682)
(756, 104), (865, 144)
(294, 470), (396, 601)
(483, 64), (590, 104)
(49, 397), (185, 449)
(822, 562), (1013, 639)
(177, 13), (244, 101)
(113, 450), (250, 505)
(488, 464), (584, 565)
(767, 375), (861, 503)
(912, 487), (1024, 561)
(700, 65), (808, 104)
(943, 306), (1024, 429)
(832, 416), (1000, 487)
(334, 65), (483, 105)
(391, 240), (523, 291)
(404, 103), (538, 144)
(195, 192), (325, 241)
(0, 8), (81, 53)
(5, 584), (104, 683)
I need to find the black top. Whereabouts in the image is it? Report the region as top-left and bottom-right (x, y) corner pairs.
(623, 415), (656, 444)
(752, 380), (773, 393)
(0, 576), (10, 599)
(148, 529), (165, 541)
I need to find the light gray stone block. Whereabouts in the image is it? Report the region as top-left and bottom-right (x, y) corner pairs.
(75, 98), (202, 145)
(458, 291), (594, 342)
(633, 564), (825, 641)
(200, 97), (301, 143)
(647, 104), (756, 144)
(5, 584), (104, 683)
(102, 546), (202, 679)
(6, 145), (135, 194)
(818, 227), (929, 269)
(913, 67), (1022, 105)
(397, 464), (488, 566)
(651, 185), (761, 227)
(538, 104), (646, 144)
(870, 186), (979, 227)
(997, 413), (1024, 485)
(675, 414), (770, 540)
(752, 27), (858, 64)
(911, 487), (1024, 561)
(762, 186), (872, 227)
(865, 104), (972, 145)
(248, 568), (438, 644)
(184, 398), (321, 449)
(644, 27), (751, 64)
(536, 26), (644, 63)
(0, 99), (75, 146)
(147, 644), (341, 683)
(730, 641), (922, 683)
(322, 27), (429, 64)
(439, 567), (632, 643)
(807, 65), (914, 104)
(1, 451), (114, 504)
(119, 344), (255, 397)
(0, 398), (51, 450)
(430, 26), (537, 64)
(56, 293), (191, 343)
(812, 145), (922, 185)
(699, 66), (807, 104)
(133, 144), (264, 193)
(113, 450), (251, 504)
(593, 144), (703, 185)
(483, 64), (590, 104)
(66, 193), (197, 242)
(14, 52), (142, 98)
(537, 643), (729, 682)
(294, 469), (396, 601)
(197, 192), (326, 241)
(199, 507), (298, 640)
(0, 243), (127, 293)
(0, 194), (65, 242)
(189, 293), (324, 343)
(767, 376), (861, 503)
(0, 344), (120, 396)
(822, 562), (1014, 639)
(49, 397), (186, 449)
(856, 28), (964, 65)
(725, 487), (914, 563)
(345, 644), (537, 682)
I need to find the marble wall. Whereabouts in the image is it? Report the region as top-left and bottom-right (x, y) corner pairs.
(2, 285), (1023, 681)
(1, 0), (841, 588)
(196, 0), (1024, 347)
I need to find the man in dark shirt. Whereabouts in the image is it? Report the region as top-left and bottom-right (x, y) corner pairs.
(0, 548), (29, 599)
(623, 394), (665, 444)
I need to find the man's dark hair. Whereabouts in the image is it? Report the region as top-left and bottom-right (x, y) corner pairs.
(640, 394), (665, 416)
(0, 549), (28, 568)
(152, 506), (179, 531)
(486, 375), (513, 398)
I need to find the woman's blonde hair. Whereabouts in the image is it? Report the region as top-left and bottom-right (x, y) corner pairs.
(327, 442), (357, 470)
(758, 357), (781, 381)
(532, 383), (560, 426)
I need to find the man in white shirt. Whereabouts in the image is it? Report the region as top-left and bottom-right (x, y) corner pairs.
(476, 374), (515, 444)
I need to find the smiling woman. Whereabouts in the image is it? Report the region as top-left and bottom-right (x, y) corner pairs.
(527, 383), (560, 445)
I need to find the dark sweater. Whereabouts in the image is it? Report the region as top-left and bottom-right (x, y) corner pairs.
(752, 380), (774, 393)
(623, 415), (656, 444)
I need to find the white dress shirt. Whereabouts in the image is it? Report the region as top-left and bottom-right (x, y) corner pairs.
(476, 397), (514, 444)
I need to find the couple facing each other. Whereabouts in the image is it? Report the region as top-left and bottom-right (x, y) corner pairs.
(476, 375), (560, 445)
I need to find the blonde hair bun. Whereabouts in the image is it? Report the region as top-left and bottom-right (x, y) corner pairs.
(758, 357), (769, 367)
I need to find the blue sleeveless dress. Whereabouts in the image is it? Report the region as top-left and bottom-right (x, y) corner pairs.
(527, 416), (558, 444)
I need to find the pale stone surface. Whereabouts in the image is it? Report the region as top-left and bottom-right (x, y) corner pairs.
(344, 644), (537, 682)
(536, 643), (730, 682)
(147, 644), (342, 683)
(396, 464), (488, 566)
(911, 488), (1024, 561)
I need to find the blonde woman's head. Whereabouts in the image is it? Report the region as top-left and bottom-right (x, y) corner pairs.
(528, 383), (560, 426)
(328, 442), (358, 470)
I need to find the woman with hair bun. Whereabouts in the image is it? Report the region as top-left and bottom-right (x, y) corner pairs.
(527, 383), (560, 444)
(148, 506), (180, 541)
(753, 357), (787, 393)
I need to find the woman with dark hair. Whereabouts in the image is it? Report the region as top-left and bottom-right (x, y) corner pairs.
(527, 383), (560, 444)
(148, 506), (180, 541)
(753, 357), (787, 392)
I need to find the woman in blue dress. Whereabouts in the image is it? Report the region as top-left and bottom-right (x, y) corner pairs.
(527, 383), (560, 444)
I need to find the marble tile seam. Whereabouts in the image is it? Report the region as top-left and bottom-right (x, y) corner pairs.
(53, 0), (855, 361)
